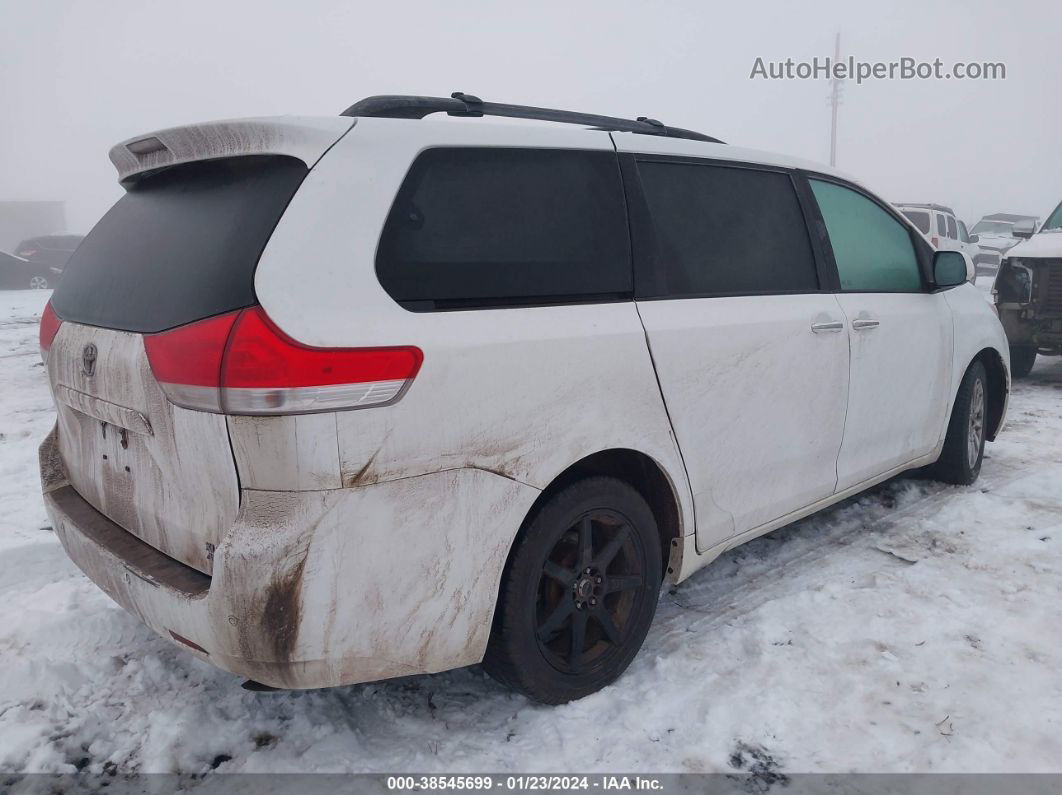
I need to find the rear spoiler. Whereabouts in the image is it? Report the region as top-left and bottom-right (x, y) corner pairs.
(108, 116), (356, 186)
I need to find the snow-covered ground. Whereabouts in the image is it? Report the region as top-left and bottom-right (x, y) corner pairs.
(2, 289), (1061, 777)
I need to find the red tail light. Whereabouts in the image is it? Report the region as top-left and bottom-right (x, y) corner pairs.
(39, 302), (62, 361)
(144, 307), (422, 415)
(144, 311), (238, 412)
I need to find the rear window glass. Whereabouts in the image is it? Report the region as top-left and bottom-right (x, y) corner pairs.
(900, 210), (931, 234)
(376, 148), (631, 310)
(51, 155), (306, 333)
(635, 161), (818, 297)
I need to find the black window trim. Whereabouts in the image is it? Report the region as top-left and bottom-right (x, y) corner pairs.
(945, 213), (958, 240)
(796, 170), (937, 294)
(374, 144), (635, 313)
(622, 153), (831, 302)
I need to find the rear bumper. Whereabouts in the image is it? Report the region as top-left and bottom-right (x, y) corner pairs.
(40, 425), (540, 689)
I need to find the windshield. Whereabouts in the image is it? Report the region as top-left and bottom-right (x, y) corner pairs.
(1043, 201), (1062, 231)
(971, 221), (1014, 236)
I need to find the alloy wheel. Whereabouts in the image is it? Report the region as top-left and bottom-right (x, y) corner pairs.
(534, 510), (646, 675)
(967, 378), (985, 469)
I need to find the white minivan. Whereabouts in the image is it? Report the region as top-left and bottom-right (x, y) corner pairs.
(39, 94), (1010, 703)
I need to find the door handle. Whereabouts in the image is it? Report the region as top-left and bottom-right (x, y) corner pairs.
(811, 321), (844, 333)
(852, 319), (880, 330)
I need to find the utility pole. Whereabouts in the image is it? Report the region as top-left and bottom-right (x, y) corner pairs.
(828, 32), (843, 167)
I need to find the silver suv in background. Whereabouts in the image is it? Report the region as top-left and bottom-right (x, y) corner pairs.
(971, 213), (1041, 275)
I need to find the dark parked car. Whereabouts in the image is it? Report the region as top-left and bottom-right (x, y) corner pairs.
(0, 250), (58, 289)
(11, 234), (84, 288)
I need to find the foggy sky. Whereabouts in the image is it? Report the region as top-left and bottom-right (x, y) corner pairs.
(1, 0), (1059, 234)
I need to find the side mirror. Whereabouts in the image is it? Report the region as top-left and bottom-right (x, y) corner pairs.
(934, 250), (973, 287)
(969, 233), (980, 244)
(1012, 219), (1036, 239)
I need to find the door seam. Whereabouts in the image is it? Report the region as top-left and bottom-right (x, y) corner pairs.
(832, 294), (852, 494)
(632, 301), (700, 551)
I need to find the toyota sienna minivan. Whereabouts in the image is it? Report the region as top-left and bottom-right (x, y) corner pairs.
(39, 94), (1010, 703)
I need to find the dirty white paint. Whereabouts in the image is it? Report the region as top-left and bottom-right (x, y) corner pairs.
(941, 283), (1012, 436)
(833, 292), (954, 491)
(636, 294), (851, 551)
(227, 413), (342, 491)
(54, 385), (152, 436)
(48, 323), (238, 575)
(253, 117), (695, 516)
(108, 116), (355, 184)
(39, 115), (1012, 693)
(43, 430), (539, 689)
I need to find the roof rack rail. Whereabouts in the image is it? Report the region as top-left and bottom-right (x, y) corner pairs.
(894, 202), (956, 215)
(339, 92), (724, 145)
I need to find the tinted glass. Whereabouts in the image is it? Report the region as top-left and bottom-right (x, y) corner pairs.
(946, 215), (958, 239)
(810, 180), (922, 292)
(636, 162), (818, 297)
(901, 210), (931, 234)
(52, 156), (306, 333)
(936, 214), (947, 236)
(971, 221), (1014, 235)
(376, 148), (630, 310)
(1044, 201), (1062, 231)
(958, 220), (970, 242)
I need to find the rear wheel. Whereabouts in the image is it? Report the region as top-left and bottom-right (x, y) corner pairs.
(1010, 345), (1036, 378)
(29, 275), (49, 290)
(483, 476), (661, 704)
(931, 361), (988, 486)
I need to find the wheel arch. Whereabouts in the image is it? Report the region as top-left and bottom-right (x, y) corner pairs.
(510, 448), (686, 581)
(972, 346), (1008, 441)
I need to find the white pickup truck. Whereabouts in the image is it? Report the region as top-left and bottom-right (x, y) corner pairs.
(994, 203), (1062, 376)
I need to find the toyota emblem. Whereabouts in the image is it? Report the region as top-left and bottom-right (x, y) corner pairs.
(82, 343), (98, 377)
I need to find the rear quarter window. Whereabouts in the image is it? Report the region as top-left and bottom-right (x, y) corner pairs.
(900, 210), (931, 235)
(375, 147), (631, 310)
(51, 155), (307, 333)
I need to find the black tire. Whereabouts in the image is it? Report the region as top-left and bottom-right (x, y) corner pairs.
(1010, 345), (1036, 379)
(483, 476), (662, 704)
(930, 361), (988, 486)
